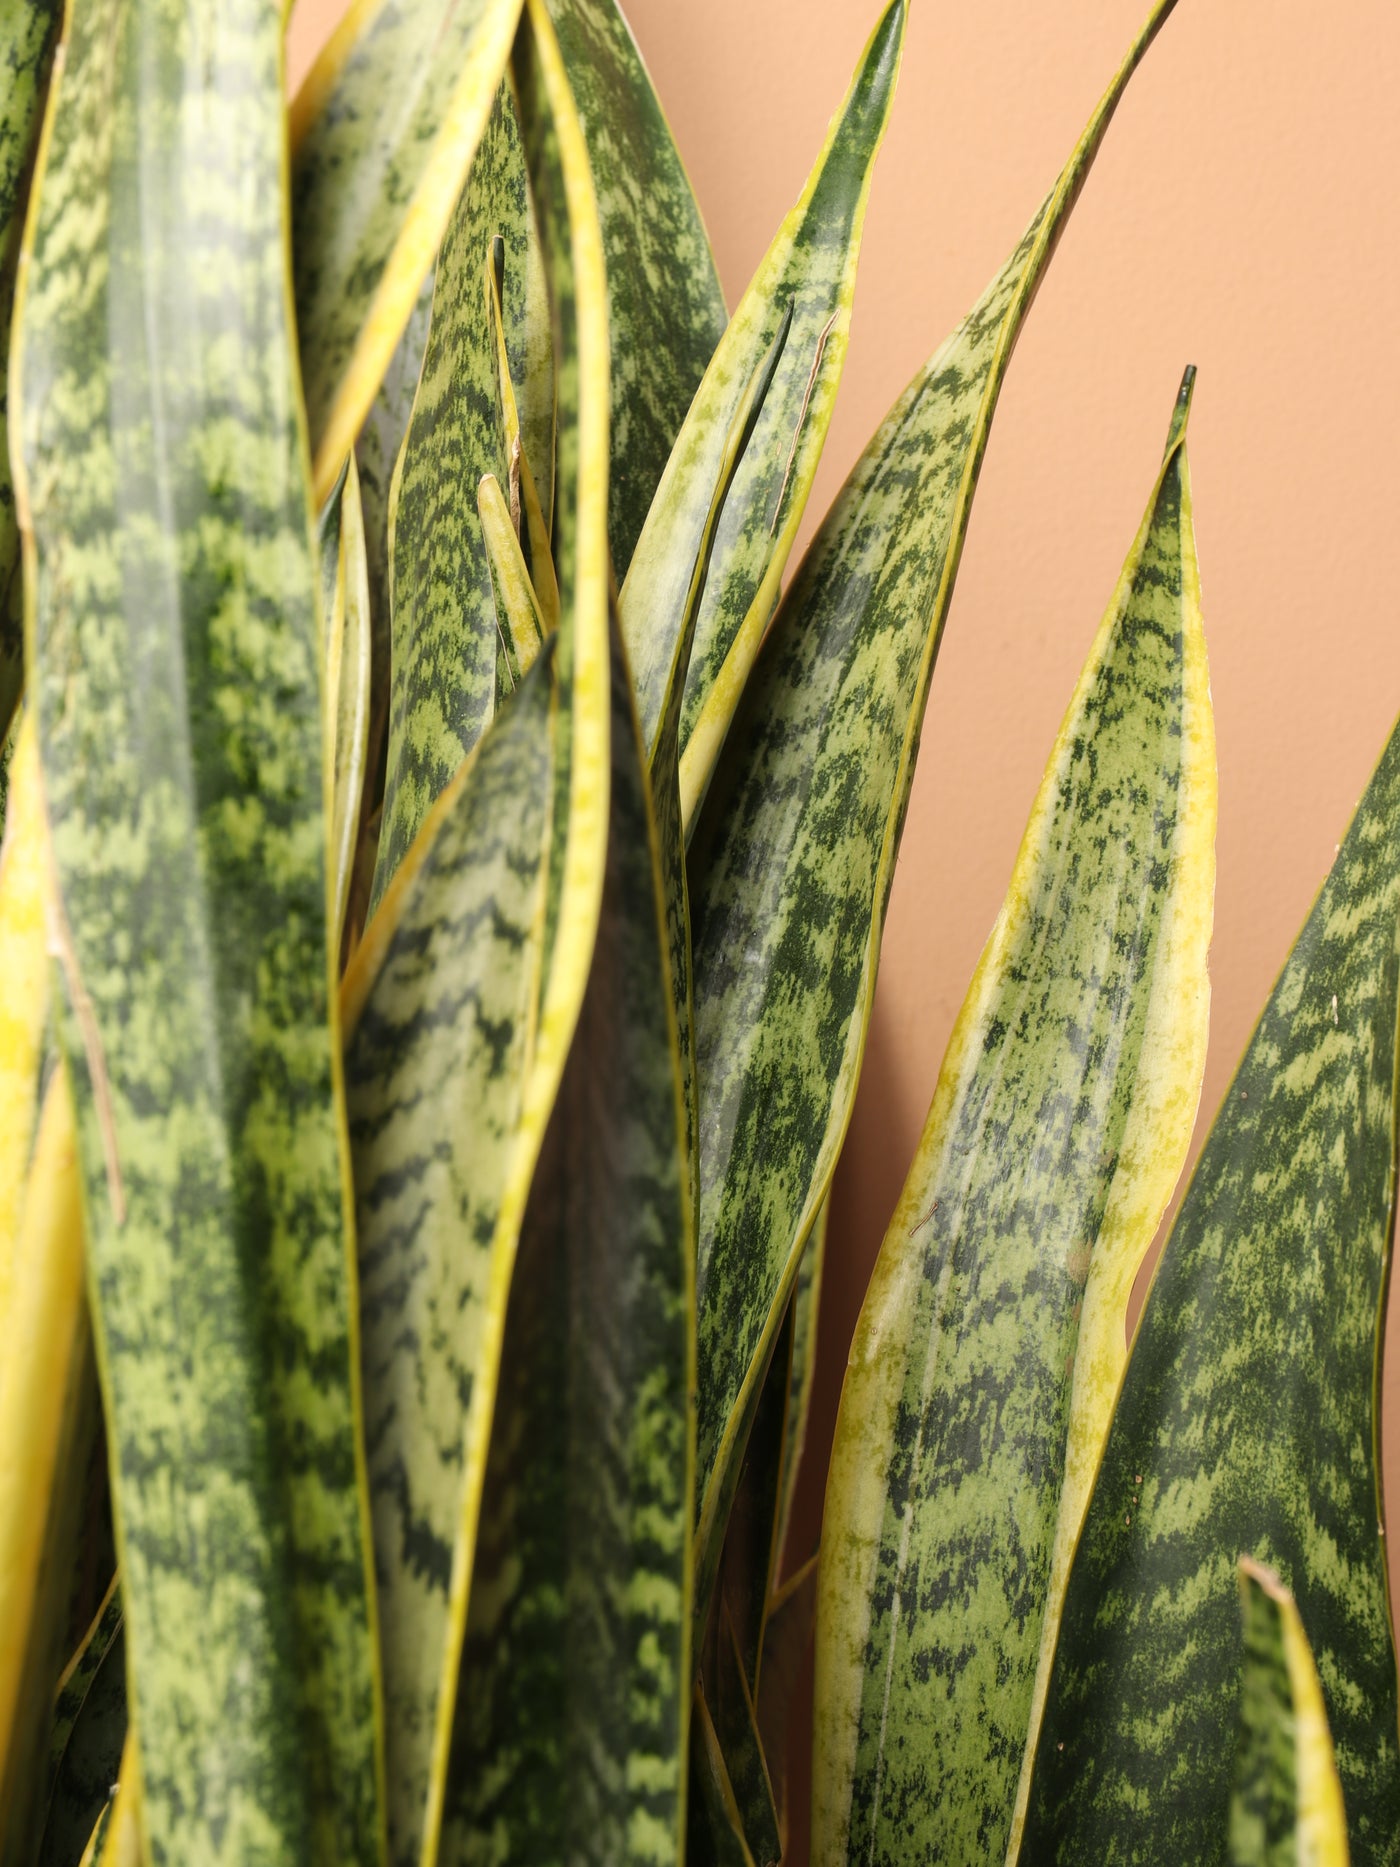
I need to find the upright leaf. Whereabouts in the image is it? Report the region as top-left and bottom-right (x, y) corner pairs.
(686, 0), (1182, 1614)
(1231, 1559), (1349, 1867)
(290, 0), (523, 502)
(13, 0), (385, 1851)
(0, 0), (62, 742)
(440, 622), (692, 1867)
(40, 1585), (127, 1867)
(319, 457), (373, 947)
(372, 82), (547, 907)
(0, 713), (50, 1305)
(342, 652), (554, 1867)
(620, 0), (905, 802)
(1022, 694), (1400, 1863)
(543, 0), (727, 578)
(812, 375), (1214, 1865)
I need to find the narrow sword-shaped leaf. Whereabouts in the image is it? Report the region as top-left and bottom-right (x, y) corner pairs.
(756, 1553), (820, 1848)
(619, 0), (905, 787)
(0, 0), (62, 744)
(542, 0), (726, 579)
(774, 1197), (827, 1580)
(1021, 749), (1400, 1861)
(478, 471), (546, 685)
(342, 651), (554, 1867)
(440, 620), (693, 1866)
(41, 1585), (127, 1867)
(690, 1688), (758, 1867)
(13, 0), (386, 1849)
(91, 1735), (137, 1867)
(812, 375), (1215, 1866)
(485, 243), (559, 629)
(0, 1070), (93, 1867)
(289, 0), (522, 503)
(686, 0), (1182, 1618)
(371, 81), (542, 908)
(0, 712), (50, 1308)
(1232, 1559), (1350, 1867)
(320, 456), (373, 947)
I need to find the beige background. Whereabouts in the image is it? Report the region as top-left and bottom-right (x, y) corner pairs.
(289, 0), (1400, 1845)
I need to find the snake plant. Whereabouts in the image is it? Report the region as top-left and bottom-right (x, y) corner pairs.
(0, 0), (1395, 1862)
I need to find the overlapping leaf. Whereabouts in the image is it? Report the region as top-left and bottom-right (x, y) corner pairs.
(812, 376), (1215, 1865)
(686, 0), (1182, 1617)
(318, 457), (372, 946)
(40, 1583), (127, 1867)
(543, 0), (727, 579)
(1022, 696), (1400, 1862)
(1231, 1560), (1349, 1867)
(620, 0), (905, 812)
(0, 713), (50, 1300)
(0, 0), (62, 742)
(13, 0), (385, 1852)
(290, 0), (523, 502)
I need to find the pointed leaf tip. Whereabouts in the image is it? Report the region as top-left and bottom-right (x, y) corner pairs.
(1165, 364), (1197, 454)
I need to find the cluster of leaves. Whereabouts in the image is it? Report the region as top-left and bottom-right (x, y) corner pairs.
(0, 0), (1396, 1862)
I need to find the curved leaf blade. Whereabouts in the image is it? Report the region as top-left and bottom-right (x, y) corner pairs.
(0, 712), (50, 1304)
(40, 1583), (127, 1867)
(812, 375), (1215, 1865)
(1022, 709), (1400, 1863)
(620, 0), (905, 788)
(542, 0), (727, 579)
(687, 0), (1182, 1620)
(13, 0), (386, 1851)
(1232, 1559), (1350, 1867)
(290, 0), (522, 503)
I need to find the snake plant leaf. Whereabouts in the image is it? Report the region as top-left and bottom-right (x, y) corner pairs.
(341, 650), (553, 1867)
(372, 81), (547, 909)
(812, 372), (1215, 1867)
(320, 457), (373, 947)
(1021, 745), (1400, 1860)
(686, 0), (1181, 1624)
(542, 0), (726, 579)
(1232, 1559), (1349, 1867)
(0, 0), (62, 745)
(89, 1735), (137, 1867)
(0, 1071), (94, 1867)
(439, 620), (693, 1867)
(690, 1688), (758, 1867)
(13, 0), (386, 1851)
(774, 1197), (826, 1578)
(485, 243), (560, 630)
(0, 712), (50, 1310)
(620, 0), (904, 795)
(477, 471), (546, 690)
(289, 0), (522, 503)
(74, 1804), (109, 1867)
(708, 1605), (781, 1867)
(756, 1553), (820, 1845)
(40, 1585), (127, 1867)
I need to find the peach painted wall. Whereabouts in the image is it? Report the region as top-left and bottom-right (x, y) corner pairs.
(288, 0), (1400, 1841)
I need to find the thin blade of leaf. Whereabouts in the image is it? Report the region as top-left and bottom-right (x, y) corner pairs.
(687, 0), (1181, 1627)
(439, 614), (693, 1865)
(620, 0), (905, 789)
(812, 374), (1214, 1865)
(690, 1688), (758, 1867)
(774, 1196), (826, 1580)
(0, 713), (50, 1307)
(485, 223), (558, 588)
(0, 0), (62, 743)
(370, 81), (546, 908)
(756, 1554), (819, 1848)
(40, 1582), (127, 1867)
(477, 471), (546, 687)
(320, 458), (373, 949)
(1021, 732), (1400, 1860)
(13, 0), (387, 1850)
(290, 0), (523, 503)
(542, 0), (727, 579)
(341, 651), (553, 1867)
(1232, 1559), (1350, 1867)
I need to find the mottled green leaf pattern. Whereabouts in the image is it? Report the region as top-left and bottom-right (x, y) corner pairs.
(0, 0), (62, 741)
(620, 0), (904, 806)
(1022, 719), (1400, 1862)
(290, 0), (522, 500)
(373, 83), (540, 906)
(1230, 1560), (1349, 1867)
(440, 628), (692, 1867)
(686, 0), (1181, 1609)
(774, 1198), (826, 1577)
(344, 654), (553, 1867)
(543, 0), (726, 578)
(813, 379), (1213, 1867)
(14, 0), (385, 1852)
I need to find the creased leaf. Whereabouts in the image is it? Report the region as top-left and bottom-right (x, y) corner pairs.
(543, 0), (727, 579)
(14, 0), (386, 1850)
(620, 0), (905, 812)
(686, 0), (1181, 1626)
(290, 0), (523, 502)
(813, 373), (1214, 1866)
(1022, 684), (1400, 1862)
(1231, 1559), (1349, 1867)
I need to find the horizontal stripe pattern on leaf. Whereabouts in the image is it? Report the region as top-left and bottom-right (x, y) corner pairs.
(14, 0), (386, 1851)
(813, 375), (1214, 1867)
(1022, 705), (1400, 1863)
